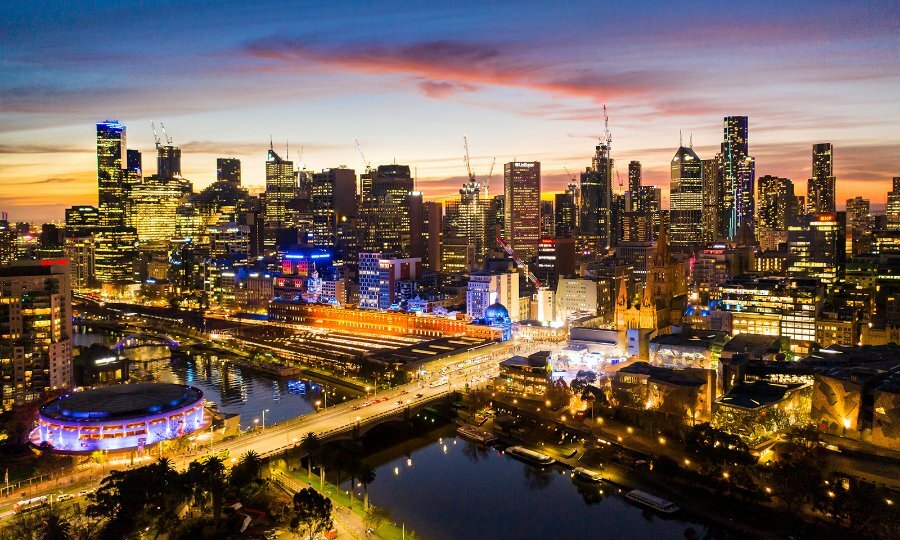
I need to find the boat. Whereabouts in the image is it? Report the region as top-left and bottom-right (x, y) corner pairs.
(572, 467), (603, 482)
(505, 445), (555, 466)
(625, 489), (679, 514)
(457, 424), (497, 445)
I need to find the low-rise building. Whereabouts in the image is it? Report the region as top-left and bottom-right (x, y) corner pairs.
(497, 351), (552, 397)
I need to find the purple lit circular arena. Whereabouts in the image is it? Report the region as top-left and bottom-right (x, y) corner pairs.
(32, 383), (208, 453)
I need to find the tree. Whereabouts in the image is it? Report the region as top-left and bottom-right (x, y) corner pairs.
(545, 378), (570, 410)
(364, 505), (391, 533)
(357, 462), (376, 511)
(292, 488), (334, 540)
(766, 452), (821, 515)
(299, 433), (321, 478)
(38, 511), (73, 540)
(684, 423), (754, 473)
(230, 450), (263, 487)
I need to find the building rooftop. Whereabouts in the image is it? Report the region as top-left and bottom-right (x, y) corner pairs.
(717, 380), (806, 410)
(40, 383), (203, 422)
(617, 362), (706, 388)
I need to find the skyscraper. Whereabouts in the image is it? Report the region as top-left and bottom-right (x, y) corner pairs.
(503, 161), (541, 260)
(808, 143), (836, 213)
(669, 145), (703, 249)
(787, 212), (846, 285)
(156, 144), (181, 179)
(579, 142), (613, 253)
(701, 156), (723, 243)
(264, 145), (295, 231)
(217, 158), (241, 185)
(311, 167), (357, 248)
(361, 165), (414, 257)
(422, 201), (443, 272)
(627, 160), (641, 208)
(554, 182), (578, 238)
(887, 178), (900, 231)
(128, 175), (186, 242)
(96, 121), (127, 228)
(757, 175), (795, 251)
(443, 179), (490, 257)
(720, 116), (755, 238)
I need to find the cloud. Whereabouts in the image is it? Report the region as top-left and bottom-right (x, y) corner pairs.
(0, 144), (91, 154)
(242, 38), (666, 102)
(21, 177), (82, 185)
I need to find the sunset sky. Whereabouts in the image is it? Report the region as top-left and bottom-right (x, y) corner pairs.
(1, 1), (898, 221)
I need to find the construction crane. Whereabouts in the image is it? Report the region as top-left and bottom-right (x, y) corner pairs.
(463, 136), (475, 184)
(485, 157), (496, 198)
(355, 139), (372, 172)
(297, 146), (304, 170)
(496, 237), (543, 289)
(160, 122), (173, 145)
(564, 166), (577, 183)
(602, 104), (611, 152)
(150, 121), (161, 150)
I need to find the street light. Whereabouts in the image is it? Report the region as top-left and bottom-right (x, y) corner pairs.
(262, 409), (270, 430)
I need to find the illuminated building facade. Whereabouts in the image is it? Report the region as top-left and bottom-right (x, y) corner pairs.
(443, 180), (490, 257)
(94, 228), (138, 287)
(701, 156), (723, 243)
(807, 143), (836, 214)
(503, 162), (541, 260)
(720, 116), (755, 239)
(311, 167), (358, 249)
(33, 383), (207, 453)
(467, 271), (520, 322)
(64, 206), (100, 237)
(554, 183), (578, 238)
(156, 144), (181, 180)
(264, 145), (295, 230)
(887, 178), (900, 231)
(756, 175), (795, 251)
(669, 146), (703, 249)
(787, 212), (846, 285)
(580, 144), (613, 253)
(217, 157), (241, 185)
(0, 261), (73, 410)
(422, 201), (442, 272)
(441, 238), (475, 274)
(720, 275), (822, 344)
(96, 121), (127, 228)
(63, 237), (95, 290)
(361, 165), (414, 257)
(128, 174), (186, 242)
(0, 217), (15, 265)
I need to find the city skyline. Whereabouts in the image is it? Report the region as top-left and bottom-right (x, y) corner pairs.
(2, 1), (899, 220)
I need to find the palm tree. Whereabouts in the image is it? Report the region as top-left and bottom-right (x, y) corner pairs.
(239, 450), (263, 480)
(203, 456), (228, 521)
(299, 433), (321, 479)
(357, 462), (376, 511)
(38, 512), (73, 540)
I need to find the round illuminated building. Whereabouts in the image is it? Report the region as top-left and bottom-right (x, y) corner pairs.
(32, 383), (208, 453)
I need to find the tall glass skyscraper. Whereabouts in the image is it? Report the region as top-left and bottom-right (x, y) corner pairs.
(669, 145), (703, 248)
(808, 143), (836, 213)
(720, 116), (755, 239)
(96, 121), (127, 228)
(504, 161), (541, 260)
(579, 143), (613, 253)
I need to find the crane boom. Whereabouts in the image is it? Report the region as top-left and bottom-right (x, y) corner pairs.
(496, 237), (543, 288)
(160, 122), (173, 145)
(150, 121), (161, 149)
(463, 136), (475, 183)
(355, 139), (371, 172)
(485, 157), (496, 198)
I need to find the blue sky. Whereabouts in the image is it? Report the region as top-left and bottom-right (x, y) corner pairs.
(1, 1), (898, 219)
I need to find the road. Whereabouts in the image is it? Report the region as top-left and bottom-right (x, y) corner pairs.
(0, 338), (536, 522)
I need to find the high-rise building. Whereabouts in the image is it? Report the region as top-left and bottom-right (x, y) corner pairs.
(720, 116), (755, 238)
(63, 237), (95, 290)
(94, 228), (138, 288)
(311, 167), (357, 248)
(217, 158), (241, 185)
(887, 178), (900, 231)
(361, 165), (414, 257)
(580, 143), (613, 253)
(156, 144), (181, 180)
(787, 212), (846, 285)
(757, 175), (795, 251)
(503, 162), (541, 260)
(64, 206), (100, 237)
(701, 156), (723, 243)
(0, 260), (73, 409)
(443, 180), (490, 257)
(128, 175), (186, 242)
(554, 182), (578, 238)
(466, 271), (520, 321)
(846, 197), (870, 230)
(96, 121), (127, 228)
(627, 161), (641, 209)
(376, 257), (422, 310)
(441, 237), (475, 274)
(358, 252), (382, 309)
(540, 200), (555, 239)
(0, 215), (16, 265)
(264, 145), (295, 230)
(808, 143), (836, 214)
(846, 196), (871, 256)
(669, 146), (703, 249)
(422, 201), (442, 272)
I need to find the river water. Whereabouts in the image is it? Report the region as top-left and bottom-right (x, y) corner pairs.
(73, 327), (350, 429)
(357, 429), (709, 540)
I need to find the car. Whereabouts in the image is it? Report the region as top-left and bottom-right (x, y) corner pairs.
(363, 401), (371, 406)
(396, 400), (402, 406)
(351, 405), (360, 411)
(415, 393), (424, 398)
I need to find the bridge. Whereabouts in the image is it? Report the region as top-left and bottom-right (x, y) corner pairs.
(113, 332), (180, 351)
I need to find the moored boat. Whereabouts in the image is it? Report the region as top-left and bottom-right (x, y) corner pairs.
(457, 425), (497, 445)
(625, 489), (679, 513)
(506, 445), (555, 466)
(572, 466), (603, 482)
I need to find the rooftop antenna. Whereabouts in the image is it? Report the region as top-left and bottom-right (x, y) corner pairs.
(689, 133), (693, 148)
(286, 139), (289, 161)
(269, 135), (274, 151)
(414, 166), (418, 191)
(160, 122), (173, 145)
(679, 129), (683, 148)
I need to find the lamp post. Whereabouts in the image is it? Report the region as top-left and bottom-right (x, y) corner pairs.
(262, 409), (270, 430)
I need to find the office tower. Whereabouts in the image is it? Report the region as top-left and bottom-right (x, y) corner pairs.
(720, 116), (755, 238)
(358, 252), (382, 309)
(669, 145), (703, 249)
(887, 178), (900, 231)
(94, 228), (138, 288)
(627, 161), (641, 209)
(64, 206), (100, 237)
(96, 121), (127, 227)
(422, 201), (443, 272)
(554, 182), (578, 238)
(503, 161), (541, 260)
(64, 237), (95, 290)
(466, 271), (520, 321)
(794, 195), (807, 217)
(787, 212), (847, 284)
(0, 260), (73, 409)
(156, 142), (181, 180)
(846, 196), (871, 256)
(264, 145), (295, 230)
(0, 215), (15, 265)
(311, 167), (357, 248)
(540, 200), (555, 239)
(128, 175), (186, 243)
(535, 238), (561, 291)
(441, 238), (476, 274)
(443, 179), (490, 257)
(808, 143), (836, 213)
(757, 175), (795, 251)
(721, 275), (822, 342)
(361, 165), (414, 257)
(124, 149), (142, 184)
(580, 142), (613, 253)
(217, 158), (241, 185)
(701, 156), (723, 243)
(409, 190), (424, 261)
